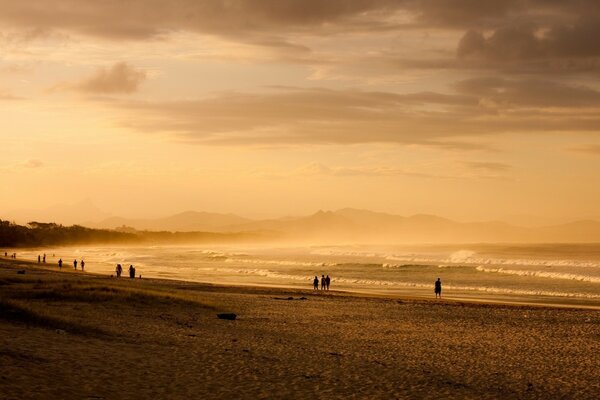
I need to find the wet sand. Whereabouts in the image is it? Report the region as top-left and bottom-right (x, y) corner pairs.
(1, 259), (599, 399)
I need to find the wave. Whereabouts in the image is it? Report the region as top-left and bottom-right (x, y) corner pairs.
(223, 257), (337, 268)
(312, 248), (600, 269)
(476, 266), (600, 283)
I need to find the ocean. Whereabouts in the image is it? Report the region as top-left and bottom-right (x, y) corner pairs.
(16, 243), (600, 308)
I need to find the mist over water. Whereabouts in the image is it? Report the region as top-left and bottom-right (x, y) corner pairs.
(19, 243), (600, 307)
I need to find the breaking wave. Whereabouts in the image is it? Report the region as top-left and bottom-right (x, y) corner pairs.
(476, 266), (600, 283)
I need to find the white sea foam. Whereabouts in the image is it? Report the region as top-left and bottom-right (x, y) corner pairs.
(312, 248), (600, 269)
(223, 257), (336, 268)
(476, 266), (600, 283)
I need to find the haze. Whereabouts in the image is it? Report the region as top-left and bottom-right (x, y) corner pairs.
(2, 1), (600, 224)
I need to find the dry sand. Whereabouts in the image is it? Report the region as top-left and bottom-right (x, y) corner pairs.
(0, 259), (598, 399)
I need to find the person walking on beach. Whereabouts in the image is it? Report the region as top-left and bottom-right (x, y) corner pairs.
(73, 259), (78, 270)
(116, 264), (122, 278)
(325, 275), (331, 291)
(43, 254), (46, 263)
(58, 259), (62, 269)
(129, 265), (136, 279)
(321, 274), (326, 290)
(313, 276), (319, 290)
(37, 255), (41, 263)
(81, 259), (85, 271)
(435, 278), (442, 298)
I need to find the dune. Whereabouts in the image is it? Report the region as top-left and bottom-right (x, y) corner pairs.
(0, 259), (598, 399)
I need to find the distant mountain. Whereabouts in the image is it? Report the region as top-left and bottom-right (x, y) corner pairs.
(5, 199), (111, 226)
(222, 208), (600, 243)
(5, 204), (600, 243)
(92, 211), (252, 232)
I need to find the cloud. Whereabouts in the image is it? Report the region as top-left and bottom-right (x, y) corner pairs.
(0, 0), (399, 40)
(22, 159), (43, 168)
(463, 161), (510, 172)
(0, 89), (22, 100)
(455, 14), (600, 72)
(107, 85), (600, 146)
(569, 144), (600, 155)
(53, 62), (146, 94)
(1, 0), (600, 77)
(293, 162), (414, 177)
(454, 77), (600, 108)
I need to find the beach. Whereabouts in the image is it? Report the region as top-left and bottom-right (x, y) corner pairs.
(1, 259), (599, 399)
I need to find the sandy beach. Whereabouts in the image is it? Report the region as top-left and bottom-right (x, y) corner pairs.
(1, 259), (598, 399)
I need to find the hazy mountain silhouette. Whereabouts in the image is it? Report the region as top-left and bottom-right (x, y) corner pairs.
(7, 204), (600, 243)
(223, 208), (600, 243)
(92, 211), (252, 232)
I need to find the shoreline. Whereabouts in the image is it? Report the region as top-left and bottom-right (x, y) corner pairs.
(1, 257), (599, 399)
(2, 257), (599, 311)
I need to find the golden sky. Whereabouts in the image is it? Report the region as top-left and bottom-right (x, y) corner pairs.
(1, 1), (599, 222)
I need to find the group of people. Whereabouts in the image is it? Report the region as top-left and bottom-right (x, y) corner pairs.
(115, 263), (137, 279)
(4, 252), (17, 258)
(55, 258), (85, 271)
(313, 274), (331, 291)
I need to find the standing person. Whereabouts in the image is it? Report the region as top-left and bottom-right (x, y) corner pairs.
(116, 264), (122, 278)
(313, 276), (319, 290)
(129, 265), (135, 279)
(37, 255), (41, 263)
(73, 259), (78, 270)
(58, 259), (62, 269)
(325, 275), (331, 291)
(321, 275), (326, 290)
(81, 259), (85, 271)
(434, 278), (442, 298)
(43, 254), (46, 263)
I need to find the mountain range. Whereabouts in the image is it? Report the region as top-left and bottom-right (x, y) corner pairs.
(4, 202), (600, 243)
(90, 208), (600, 243)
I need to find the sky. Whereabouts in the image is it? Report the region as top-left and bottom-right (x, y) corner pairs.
(1, 0), (600, 222)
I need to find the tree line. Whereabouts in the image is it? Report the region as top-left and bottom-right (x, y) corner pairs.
(0, 220), (138, 247)
(0, 220), (275, 248)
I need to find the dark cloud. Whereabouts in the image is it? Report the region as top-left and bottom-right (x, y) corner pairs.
(2, 0), (600, 76)
(0, 0), (399, 40)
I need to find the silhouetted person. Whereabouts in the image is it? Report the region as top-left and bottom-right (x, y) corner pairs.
(116, 264), (122, 278)
(43, 254), (46, 263)
(435, 278), (442, 298)
(38, 255), (41, 263)
(321, 275), (326, 290)
(58, 259), (62, 269)
(81, 259), (85, 271)
(325, 275), (331, 291)
(313, 276), (319, 290)
(73, 259), (78, 270)
(129, 265), (135, 279)
(4, 252), (6, 257)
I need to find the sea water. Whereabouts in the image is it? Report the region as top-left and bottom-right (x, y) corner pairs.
(15, 243), (600, 308)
